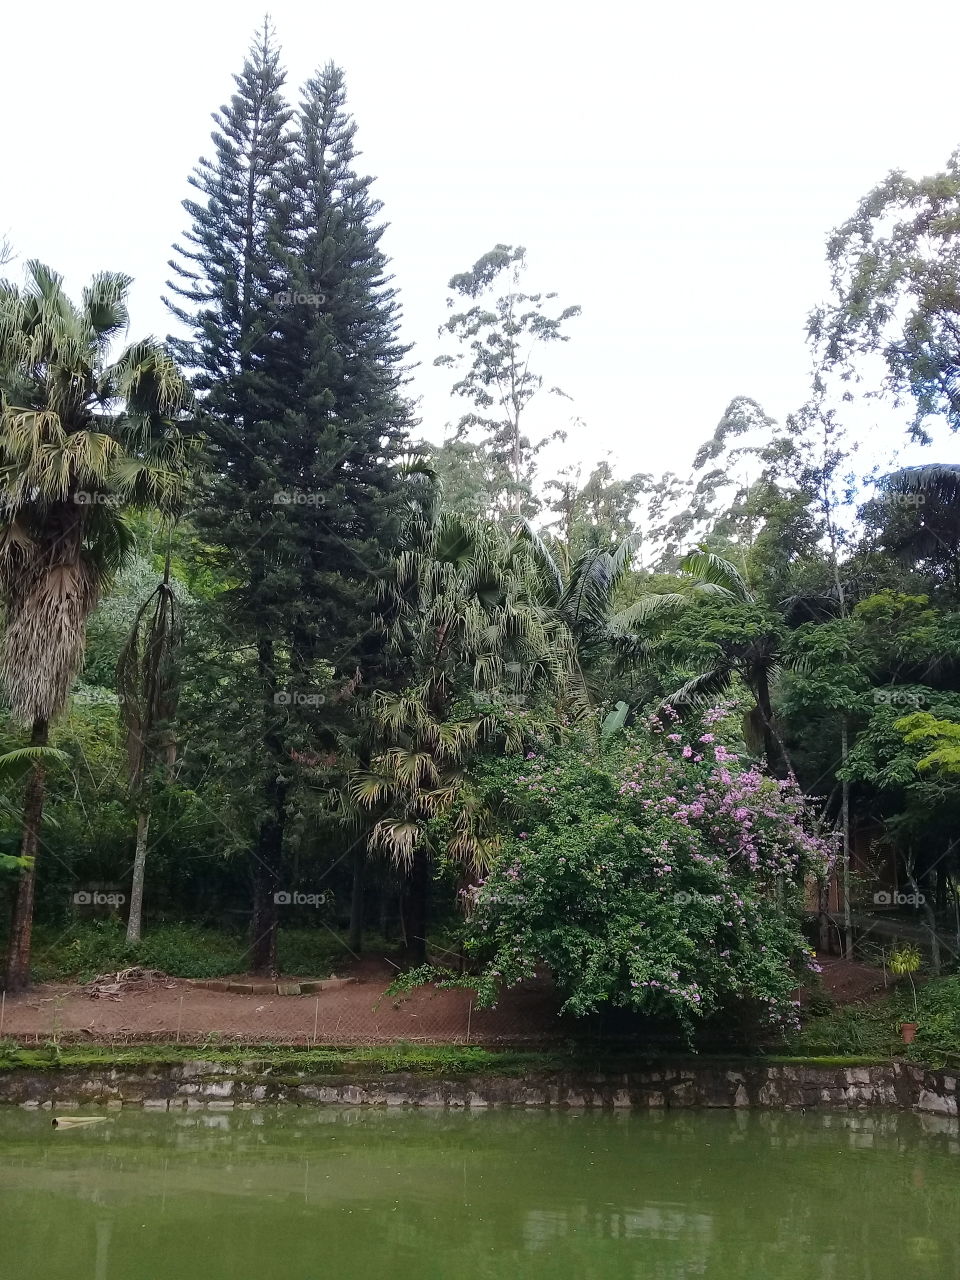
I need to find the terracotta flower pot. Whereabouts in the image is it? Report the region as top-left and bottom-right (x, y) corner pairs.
(901, 1022), (918, 1045)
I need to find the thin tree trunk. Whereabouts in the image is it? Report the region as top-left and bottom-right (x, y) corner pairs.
(404, 851), (430, 964)
(817, 877), (831, 953)
(250, 799), (285, 975)
(249, 636), (288, 976)
(755, 666), (781, 776)
(906, 854), (941, 976)
(379, 873), (392, 942)
(841, 718), (853, 960)
(125, 808), (151, 944)
(348, 846), (365, 953)
(4, 718), (49, 993)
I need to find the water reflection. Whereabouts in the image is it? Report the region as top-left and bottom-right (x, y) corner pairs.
(0, 1107), (956, 1279)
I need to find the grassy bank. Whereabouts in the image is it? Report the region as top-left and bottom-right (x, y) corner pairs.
(22, 921), (369, 983)
(788, 974), (960, 1068)
(0, 1042), (566, 1075)
(0, 1040), (923, 1077)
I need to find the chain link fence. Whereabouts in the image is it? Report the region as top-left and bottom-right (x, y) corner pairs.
(0, 971), (572, 1048)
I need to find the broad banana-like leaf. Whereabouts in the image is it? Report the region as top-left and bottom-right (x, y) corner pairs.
(601, 700), (630, 741)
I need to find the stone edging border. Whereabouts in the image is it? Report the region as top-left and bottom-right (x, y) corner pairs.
(1, 1060), (958, 1117)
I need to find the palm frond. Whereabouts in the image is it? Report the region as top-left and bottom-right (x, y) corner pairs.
(882, 463), (960, 503)
(608, 592), (690, 631)
(665, 664), (736, 710)
(680, 546), (751, 600)
(116, 569), (182, 788)
(0, 745), (68, 782)
(370, 818), (423, 866)
(516, 519), (564, 602)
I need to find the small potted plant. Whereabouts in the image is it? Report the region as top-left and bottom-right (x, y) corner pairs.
(889, 943), (921, 1043)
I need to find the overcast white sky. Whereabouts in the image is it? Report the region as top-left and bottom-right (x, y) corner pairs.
(4, 0), (959, 490)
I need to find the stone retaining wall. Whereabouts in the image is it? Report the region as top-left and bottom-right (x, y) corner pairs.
(0, 1060), (957, 1116)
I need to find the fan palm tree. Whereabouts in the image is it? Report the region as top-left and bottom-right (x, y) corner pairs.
(0, 261), (196, 990)
(877, 464), (960, 596)
(350, 510), (568, 960)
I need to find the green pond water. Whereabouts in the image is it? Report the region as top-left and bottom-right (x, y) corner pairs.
(0, 1106), (957, 1278)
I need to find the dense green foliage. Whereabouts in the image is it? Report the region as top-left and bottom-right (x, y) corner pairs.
(3, 23), (960, 1058)
(461, 721), (828, 1034)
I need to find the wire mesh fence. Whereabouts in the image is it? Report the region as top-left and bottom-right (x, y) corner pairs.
(0, 971), (572, 1049)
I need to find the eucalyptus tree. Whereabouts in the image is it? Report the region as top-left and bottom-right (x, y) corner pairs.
(435, 245), (580, 521)
(811, 147), (960, 441)
(543, 459), (650, 558)
(0, 261), (195, 989)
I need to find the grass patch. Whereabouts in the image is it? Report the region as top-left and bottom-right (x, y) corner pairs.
(787, 974), (960, 1067)
(0, 1039), (926, 1077)
(22, 921), (359, 984)
(0, 1041), (564, 1076)
(27, 921), (247, 983)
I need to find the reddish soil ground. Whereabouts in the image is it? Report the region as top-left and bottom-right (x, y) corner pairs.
(813, 953), (888, 1005)
(0, 953), (885, 1046)
(0, 954), (564, 1046)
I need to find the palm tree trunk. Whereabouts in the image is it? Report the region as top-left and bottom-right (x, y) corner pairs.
(4, 718), (49, 993)
(348, 846), (365, 953)
(754, 667), (781, 776)
(125, 807), (151, 944)
(404, 851), (431, 965)
(841, 717), (853, 960)
(817, 877), (831, 953)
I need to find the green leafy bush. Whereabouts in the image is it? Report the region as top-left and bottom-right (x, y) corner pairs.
(461, 718), (833, 1036)
(912, 976), (960, 1064)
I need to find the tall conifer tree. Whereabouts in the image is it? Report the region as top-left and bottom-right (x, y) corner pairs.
(168, 32), (411, 971)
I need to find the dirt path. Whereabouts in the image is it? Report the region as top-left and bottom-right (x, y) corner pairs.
(815, 954), (888, 1005)
(0, 957), (563, 1046)
(0, 953), (881, 1046)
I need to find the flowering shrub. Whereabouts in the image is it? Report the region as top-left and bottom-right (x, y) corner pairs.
(463, 710), (833, 1036)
